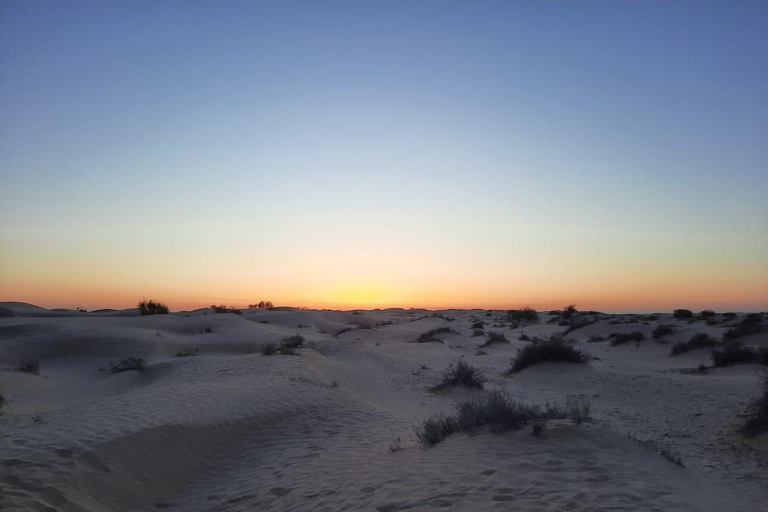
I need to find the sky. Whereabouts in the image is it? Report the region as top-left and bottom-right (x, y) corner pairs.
(1, 1), (767, 312)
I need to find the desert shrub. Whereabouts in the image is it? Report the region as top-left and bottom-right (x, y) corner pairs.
(471, 329), (484, 337)
(670, 333), (718, 356)
(431, 360), (486, 391)
(562, 317), (598, 335)
(0, 391), (6, 412)
(17, 357), (40, 375)
(519, 332), (530, 341)
(281, 335), (304, 348)
(608, 331), (645, 346)
(262, 343), (278, 355)
(723, 312), (738, 318)
(138, 299), (169, 315)
(743, 380), (768, 436)
(652, 325), (676, 339)
(673, 309), (693, 319)
(110, 357), (146, 373)
(759, 347), (768, 366)
(565, 394), (591, 425)
(210, 304), (242, 315)
(280, 346), (296, 355)
(248, 300), (274, 310)
(562, 304), (577, 320)
(711, 343), (756, 367)
(471, 321), (485, 329)
(508, 308), (539, 322)
(482, 331), (508, 346)
(509, 336), (588, 372)
(415, 391), (569, 446)
(175, 347), (199, 357)
(723, 315), (764, 341)
(415, 327), (457, 343)
(700, 310), (716, 318)
(587, 335), (605, 343)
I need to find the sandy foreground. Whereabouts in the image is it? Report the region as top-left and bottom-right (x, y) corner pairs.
(0, 302), (766, 511)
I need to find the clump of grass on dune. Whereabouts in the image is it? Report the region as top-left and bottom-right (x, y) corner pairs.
(175, 347), (199, 357)
(723, 313), (764, 341)
(711, 343), (767, 367)
(281, 335), (304, 348)
(481, 331), (508, 347)
(652, 324), (676, 339)
(415, 327), (457, 343)
(471, 329), (485, 337)
(262, 343), (278, 356)
(670, 333), (718, 356)
(509, 336), (588, 373)
(415, 391), (588, 446)
(0, 391), (6, 413)
(138, 299), (169, 315)
(508, 307), (539, 322)
(431, 360), (486, 391)
(110, 357), (146, 373)
(608, 331), (645, 346)
(17, 356), (40, 375)
(673, 309), (694, 320)
(743, 379), (768, 436)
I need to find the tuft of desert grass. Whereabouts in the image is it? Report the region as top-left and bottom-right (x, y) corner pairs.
(509, 336), (588, 373)
(110, 357), (146, 373)
(431, 361), (486, 391)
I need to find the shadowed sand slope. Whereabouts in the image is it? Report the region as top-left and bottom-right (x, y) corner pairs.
(1, 305), (766, 511)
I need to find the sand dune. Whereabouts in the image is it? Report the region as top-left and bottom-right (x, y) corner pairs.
(1, 304), (766, 511)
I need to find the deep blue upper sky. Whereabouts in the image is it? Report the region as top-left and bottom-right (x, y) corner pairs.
(1, 1), (766, 309)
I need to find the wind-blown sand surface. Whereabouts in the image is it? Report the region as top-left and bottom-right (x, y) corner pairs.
(1, 303), (766, 511)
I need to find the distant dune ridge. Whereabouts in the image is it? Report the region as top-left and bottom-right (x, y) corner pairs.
(1, 302), (767, 511)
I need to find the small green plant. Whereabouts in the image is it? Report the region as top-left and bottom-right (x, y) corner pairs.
(509, 336), (588, 372)
(17, 357), (40, 375)
(431, 360), (486, 391)
(110, 357), (147, 373)
(175, 347), (199, 357)
(262, 343), (278, 355)
(138, 299), (169, 315)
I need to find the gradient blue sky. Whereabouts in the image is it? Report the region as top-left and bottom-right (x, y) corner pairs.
(1, 1), (766, 311)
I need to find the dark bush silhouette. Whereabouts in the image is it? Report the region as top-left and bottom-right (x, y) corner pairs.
(110, 357), (146, 373)
(415, 327), (457, 343)
(723, 314), (764, 341)
(248, 301), (274, 310)
(262, 343), (277, 355)
(700, 310), (716, 318)
(743, 379), (768, 436)
(510, 336), (588, 372)
(280, 346), (297, 355)
(481, 331), (508, 346)
(211, 304), (242, 315)
(652, 325), (676, 339)
(17, 357), (39, 375)
(508, 308), (539, 322)
(281, 335), (304, 348)
(175, 347), (199, 357)
(609, 331), (645, 346)
(519, 332), (530, 341)
(471, 329), (484, 337)
(0, 391), (5, 413)
(138, 299), (169, 315)
(673, 309), (693, 319)
(671, 333), (718, 356)
(471, 321), (485, 329)
(415, 391), (570, 446)
(562, 304), (577, 320)
(711, 343), (757, 367)
(431, 360), (486, 391)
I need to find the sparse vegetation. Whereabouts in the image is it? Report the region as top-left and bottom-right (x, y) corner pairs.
(431, 360), (486, 391)
(262, 343), (278, 355)
(17, 356), (40, 375)
(415, 391), (572, 446)
(248, 300), (274, 310)
(743, 379), (768, 436)
(652, 324), (676, 339)
(508, 307), (539, 322)
(415, 327), (457, 343)
(670, 333), (718, 356)
(481, 331), (508, 346)
(138, 299), (169, 316)
(471, 321), (485, 329)
(673, 309), (693, 319)
(0, 391), (6, 413)
(723, 314), (764, 341)
(700, 310), (716, 318)
(609, 331), (645, 346)
(471, 328), (484, 337)
(711, 343), (758, 367)
(509, 336), (588, 372)
(587, 335), (605, 343)
(279, 346), (296, 355)
(210, 304), (242, 315)
(110, 357), (146, 373)
(519, 332), (530, 341)
(175, 347), (199, 357)
(565, 394), (591, 425)
(562, 304), (577, 320)
(281, 335), (305, 348)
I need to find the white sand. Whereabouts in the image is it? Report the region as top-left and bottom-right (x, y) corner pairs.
(1, 303), (766, 511)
